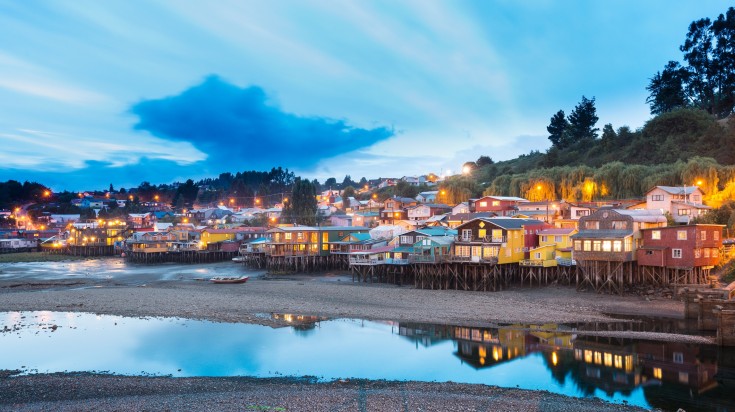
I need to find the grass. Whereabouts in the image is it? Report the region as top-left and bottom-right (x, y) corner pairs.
(0, 252), (94, 263)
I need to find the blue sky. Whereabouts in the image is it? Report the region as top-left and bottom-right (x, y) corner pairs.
(0, 1), (728, 190)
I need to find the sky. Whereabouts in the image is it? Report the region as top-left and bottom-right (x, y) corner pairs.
(0, 0), (729, 191)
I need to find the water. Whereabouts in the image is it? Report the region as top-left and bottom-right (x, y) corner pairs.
(1, 311), (733, 411)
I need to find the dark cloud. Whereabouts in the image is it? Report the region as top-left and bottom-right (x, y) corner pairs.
(131, 75), (394, 170)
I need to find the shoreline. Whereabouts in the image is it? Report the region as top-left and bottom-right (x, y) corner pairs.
(0, 260), (702, 411)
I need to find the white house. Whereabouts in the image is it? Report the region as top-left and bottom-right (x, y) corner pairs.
(415, 191), (438, 203)
(645, 186), (710, 224)
(452, 202), (470, 215)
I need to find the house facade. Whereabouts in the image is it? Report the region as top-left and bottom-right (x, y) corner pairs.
(637, 224), (723, 269)
(470, 196), (527, 216)
(645, 186), (709, 224)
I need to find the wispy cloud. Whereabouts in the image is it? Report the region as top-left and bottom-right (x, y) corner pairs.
(130, 75), (395, 171)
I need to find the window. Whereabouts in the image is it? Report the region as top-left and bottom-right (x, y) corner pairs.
(555, 236), (562, 243)
(593, 241), (601, 251)
(602, 241), (612, 252)
(285, 233), (292, 240)
(678, 209), (691, 216)
(297, 232), (304, 241)
(677, 230), (687, 240)
(704, 248), (710, 258)
(679, 372), (689, 384)
(541, 236), (547, 242)
(492, 201), (500, 206)
(625, 237), (632, 252)
(461, 229), (472, 241)
(693, 195), (701, 202)
(611, 220), (627, 230)
(478, 229), (486, 239)
(479, 201), (487, 207)
(613, 241), (622, 252)
(715, 231), (720, 240)
(534, 252), (541, 259)
(672, 249), (682, 258)
(585, 220), (600, 230)
(574, 240), (582, 251)
(695, 249), (701, 258)
(651, 230), (661, 240)
(455, 245), (470, 257)
(714, 249), (719, 257)
(652, 194), (664, 201)
(701, 231), (707, 241)
(576, 210), (590, 217)
(653, 367), (662, 379)
(583, 240), (591, 251)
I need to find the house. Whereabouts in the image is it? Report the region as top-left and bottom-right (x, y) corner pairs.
(452, 202), (470, 215)
(446, 212), (495, 228)
(572, 209), (667, 263)
(329, 214), (353, 227)
(353, 211), (380, 228)
(523, 228), (578, 267)
(401, 176), (426, 186)
(369, 224), (406, 240)
(637, 224), (723, 273)
(407, 204), (452, 221)
(572, 208), (667, 293)
(391, 227), (457, 248)
(516, 201), (563, 224)
(79, 197), (106, 209)
(330, 232), (383, 254)
(49, 214), (81, 227)
(416, 191), (438, 203)
(266, 226), (368, 257)
(410, 236), (454, 263)
(470, 196), (528, 216)
(115, 199), (127, 208)
(645, 186), (709, 224)
(380, 196), (417, 224)
(453, 217), (548, 264)
(127, 213), (156, 229)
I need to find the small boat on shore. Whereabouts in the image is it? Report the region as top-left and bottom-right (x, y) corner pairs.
(209, 275), (249, 284)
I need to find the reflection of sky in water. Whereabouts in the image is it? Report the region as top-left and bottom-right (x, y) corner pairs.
(0, 312), (654, 408)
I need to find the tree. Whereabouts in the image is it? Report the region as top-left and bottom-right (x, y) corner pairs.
(342, 186), (356, 211)
(547, 110), (569, 148)
(476, 156), (494, 167)
(567, 96), (599, 143)
(323, 177), (337, 190)
(281, 178), (318, 226)
(341, 175), (356, 188)
(646, 61), (689, 114)
(392, 181), (419, 198)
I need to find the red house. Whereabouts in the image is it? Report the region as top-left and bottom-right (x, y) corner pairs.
(470, 196), (527, 216)
(637, 224), (723, 269)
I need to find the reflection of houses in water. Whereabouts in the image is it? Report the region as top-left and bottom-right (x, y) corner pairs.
(271, 313), (327, 331)
(397, 323), (453, 347)
(452, 325), (530, 368)
(637, 341), (718, 394)
(572, 337), (640, 396)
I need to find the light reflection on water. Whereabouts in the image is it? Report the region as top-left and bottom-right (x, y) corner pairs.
(1, 312), (733, 412)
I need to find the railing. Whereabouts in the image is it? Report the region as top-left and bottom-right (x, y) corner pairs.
(349, 257), (382, 265)
(520, 259), (544, 267)
(556, 257), (576, 266)
(446, 256), (498, 265)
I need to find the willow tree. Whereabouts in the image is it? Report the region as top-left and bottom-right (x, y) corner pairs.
(281, 178), (317, 226)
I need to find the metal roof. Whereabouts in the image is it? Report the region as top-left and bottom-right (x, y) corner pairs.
(652, 186), (699, 195)
(571, 230), (632, 239)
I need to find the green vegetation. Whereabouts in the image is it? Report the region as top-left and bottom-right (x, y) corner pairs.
(0, 252), (90, 263)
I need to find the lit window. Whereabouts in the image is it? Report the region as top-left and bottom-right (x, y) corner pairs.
(604, 353), (613, 367)
(613, 241), (622, 252)
(491, 201), (500, 206)
(704, 248), (710, 258)
(701, 231), (707, 241)
(695, 249), (701, 258)
(583, 240), (591, 251)
(677, 231), (687, 240)
(594, 351), (602, 365)
(285, 233), (292, 240)
(585, 221), (599, 230)
(678, 209), (691, 216)
(715, 231), (720, 240)
(653, 367), (662, 379)
(574, 240), (582, 251)
(602, 241), (612, 252)
(672, 249), (682, 258)
(651, 230), (661, 240)
(593, 241), (601, 251)
(679, 372), (689, 384)
(479, 201), (488, 207)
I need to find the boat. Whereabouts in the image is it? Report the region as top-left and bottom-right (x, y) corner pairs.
(209, 275), (249, 284)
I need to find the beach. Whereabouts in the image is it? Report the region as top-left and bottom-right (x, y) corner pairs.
(0, 258), (687, 411)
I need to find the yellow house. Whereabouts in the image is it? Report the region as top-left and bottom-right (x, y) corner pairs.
(200, 228), (241, 246)
(453, 217), (548, 265)
(524, 228), (578, 266)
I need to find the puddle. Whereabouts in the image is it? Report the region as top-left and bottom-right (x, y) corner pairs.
(1, 311), (733, 411)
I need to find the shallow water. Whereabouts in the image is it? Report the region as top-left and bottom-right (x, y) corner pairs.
(1, 311), (733, 411)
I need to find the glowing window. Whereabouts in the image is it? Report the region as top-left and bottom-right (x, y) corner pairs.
(651, 230), (661, 240)
(653, 367), (662, 379)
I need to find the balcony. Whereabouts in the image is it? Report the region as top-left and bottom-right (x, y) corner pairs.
(446, 256), (498, 265)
